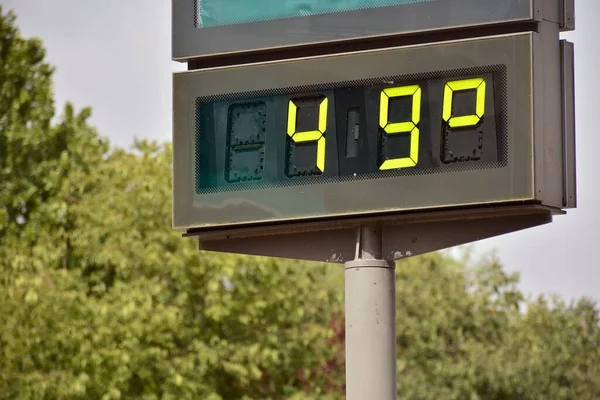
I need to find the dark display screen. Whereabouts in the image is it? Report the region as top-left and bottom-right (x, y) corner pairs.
(195, 0), (439, 28)
(195, 66), (507, 194)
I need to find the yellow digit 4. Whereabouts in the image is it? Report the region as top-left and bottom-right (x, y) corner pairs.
(379, 85), (421, 170)
(442, 77), (486, 128)
(287, 97), (328, 172)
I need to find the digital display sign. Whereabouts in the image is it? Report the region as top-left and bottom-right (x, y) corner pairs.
(172, 0), (577, 264)
(195, 67), (505, 194)
(173, 33), (542, 230)
(195, 0), (435, 28)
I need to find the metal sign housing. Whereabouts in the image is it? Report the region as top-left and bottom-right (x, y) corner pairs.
(172, 0), (576, 263)
(173, 30), (574, 232)
(173, 0), (575, 62)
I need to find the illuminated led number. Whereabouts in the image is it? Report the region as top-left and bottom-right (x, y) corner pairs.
(287, 97), (328, 173)
(442, 77), (486, 128)
(379, 85), (421, 170)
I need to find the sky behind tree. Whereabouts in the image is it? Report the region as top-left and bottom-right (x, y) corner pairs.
(2, 0), (598, 303)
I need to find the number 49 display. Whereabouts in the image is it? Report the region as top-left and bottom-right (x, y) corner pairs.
(287, 77), (487, 173)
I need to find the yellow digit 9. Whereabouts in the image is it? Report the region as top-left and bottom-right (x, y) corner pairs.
(442, 77), (486, 128)
(379, 85), (421, 170)
(287, 97), (328, 172)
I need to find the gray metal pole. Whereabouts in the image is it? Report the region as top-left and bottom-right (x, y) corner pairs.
(345, 225), (397, 400)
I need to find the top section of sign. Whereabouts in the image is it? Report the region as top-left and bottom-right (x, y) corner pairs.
(173, 0), (541, 62)
(196, 0), (435, 28)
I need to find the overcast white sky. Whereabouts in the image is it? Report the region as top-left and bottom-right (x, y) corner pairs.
(2, 0), (598, 304)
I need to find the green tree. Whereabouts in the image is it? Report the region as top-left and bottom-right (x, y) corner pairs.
(0, 8), (341, 399)
(0, 5), (53, 250)
(317, 252), (600, 400)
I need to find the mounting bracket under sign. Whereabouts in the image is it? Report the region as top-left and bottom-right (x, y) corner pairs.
(186, 204), (560, 263)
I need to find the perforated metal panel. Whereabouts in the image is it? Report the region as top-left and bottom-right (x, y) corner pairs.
(193, 65), (508, 194)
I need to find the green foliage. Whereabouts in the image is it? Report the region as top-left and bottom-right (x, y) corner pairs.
(0, 6), (55, 239)
(1, 7), (599, 400)
(318, 253), (600, 400)
(0, 122), (341, 398)
(0, 8), (340, 399)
